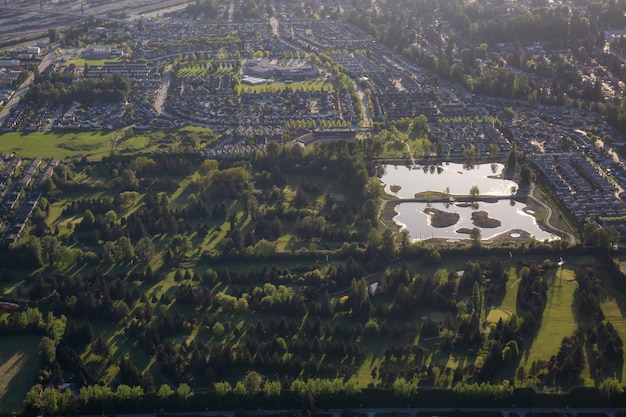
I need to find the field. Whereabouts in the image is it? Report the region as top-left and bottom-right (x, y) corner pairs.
(0, 336), (42, 412)
(0, 130), (116, 159)
(240, 78), (335, 93)
(599, 277), (626, 379)
(0, 126), (217, 160)
(176, 64), (235, 78)
(519, 267), (578, 376)
(62, 56), (124, 67)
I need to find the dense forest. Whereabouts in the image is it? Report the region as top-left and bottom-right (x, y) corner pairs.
(0, 140), (624, 414)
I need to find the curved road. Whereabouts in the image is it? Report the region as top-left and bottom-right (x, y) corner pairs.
(528, 182), (577, 245)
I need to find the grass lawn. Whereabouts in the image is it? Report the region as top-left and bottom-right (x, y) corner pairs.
(500, 266), (521, 313)
(519, 268), (578, 373)
(177, 65), (235, 78)
(486, 308), (510, 323)
(0, 126), (216, 160)
(0, 336), (41, 413)
(240, 78), (335, 93)
(0, 130), (116, 159)
(62, 57), (124, 67)
(599, 283), (626, 379)
(487, 266), (523, 323)
(116, 135), (150, 152)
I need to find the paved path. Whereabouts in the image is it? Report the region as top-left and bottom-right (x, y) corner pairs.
(528, 182), (577, 245)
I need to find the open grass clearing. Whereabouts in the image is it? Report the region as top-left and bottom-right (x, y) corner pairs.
(2, 126), (217, 160)
(0, 336), (41, 413)
(116, 135), (150, 152)
(0, 130), (116, 159)
(240, 78), (335, 93)
(62, 57), (124, 67)
(499, 266), (522, 314)
(486, 308), (510, 323)
(520, 268), (577, 371)
(599, 278), (626, 379)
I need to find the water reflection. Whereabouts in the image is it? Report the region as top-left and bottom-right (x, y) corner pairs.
(379, 163), (557, 241)
(380, 162), (517, 198)
(395, 200), (555, 241)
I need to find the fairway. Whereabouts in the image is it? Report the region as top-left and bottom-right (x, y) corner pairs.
(0, 336), (41, 412)
(499, 266), (521, 313)
(0, 131), (115, 159)
(520, 268), (577, 370)
(600, 292), (626, 379)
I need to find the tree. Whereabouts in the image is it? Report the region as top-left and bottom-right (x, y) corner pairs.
(242, 370), (263, 398)
(392, 377), (418, 404)
(135, 237), (155, 263)
(507, 148), (518, 170)
(471, 281), (484, 318)
(233, 381), (246, 396)
(599, 377), (623, 400)
(170, 234), (192, 258)
(176, 383), (193, 399)
(469, 185), (480, 198)
(520, 164), (533, 185)
(470, 227), (482, 247)
(157, 384), (175, 399)
(381, 228), (397, 260)
(120, 169), (139, 190)
(214, 381), (232, 397)
(39, 336), (56, 364)
(80, 209), (96, 230)
(41, 235), (60, 266)
(263, 380), (281, 397)
(48, 28), (61, 43)
(117, 236), (134, 262)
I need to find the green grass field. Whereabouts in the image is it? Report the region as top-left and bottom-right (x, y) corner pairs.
(0, 126), (217, 160)
(0, 336), (42, 412)
(520, 268), (578, 372)
(599, 282), (626, 379)
(176, 65), (235, 78)
(0, 130), (116, 159)
(240, 78), (335, 93)
(501, 266), (522, 312)
(62, 57), (124, 67)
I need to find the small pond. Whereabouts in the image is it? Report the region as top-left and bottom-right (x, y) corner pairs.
(380, 162), (517, 198)
(394, 200), (555, 241)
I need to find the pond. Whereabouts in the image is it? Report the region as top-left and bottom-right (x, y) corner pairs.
(380, 162), (517, 198)
(379, 163), (557, 241)
(394, 200), (555, 241)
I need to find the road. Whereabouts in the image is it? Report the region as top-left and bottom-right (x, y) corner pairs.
(83, 407), (623, 417)
(154, 65), (172, 117)
(528, 182), (577, 245)
(0, 47), (57, 127)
